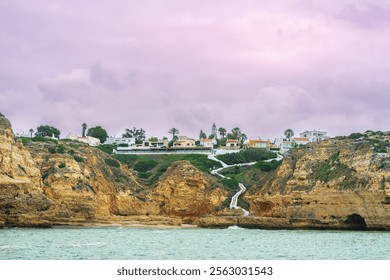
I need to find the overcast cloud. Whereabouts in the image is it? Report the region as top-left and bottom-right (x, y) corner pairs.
(1, 0), (389, 139)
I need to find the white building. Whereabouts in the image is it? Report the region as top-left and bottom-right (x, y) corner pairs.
(143, 139), (169, 148)
(104, 137), (136, 146)
(66, 134), (100, 146)
(294, 137), (310, 146)
(224, 139), (240, 149)
(200, 138), (217, 149)
(274, 138), (293, 152)
(274, 137), (309, 152)
(300, 130), (329, 142)
(15, 132), (32, 138)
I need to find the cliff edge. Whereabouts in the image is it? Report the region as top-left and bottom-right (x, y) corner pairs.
(0, 113), (51, 227)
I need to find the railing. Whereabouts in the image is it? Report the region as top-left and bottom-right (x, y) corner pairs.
(115, 147), (213, 155)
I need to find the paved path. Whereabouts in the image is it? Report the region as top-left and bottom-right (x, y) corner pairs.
(208, 152), (283, 216)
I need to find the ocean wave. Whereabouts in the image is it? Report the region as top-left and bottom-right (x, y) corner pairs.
(227, 225), (245, 230)
(67, 242), (106, 248)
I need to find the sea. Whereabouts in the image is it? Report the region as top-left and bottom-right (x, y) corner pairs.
(1, 226), (389, 260)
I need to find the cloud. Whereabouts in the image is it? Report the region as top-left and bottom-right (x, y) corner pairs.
(39, 69), (91, 103)
(0, 90), (26, 116)
(1, 0), (390, 140)
(337, 3), (390, 29)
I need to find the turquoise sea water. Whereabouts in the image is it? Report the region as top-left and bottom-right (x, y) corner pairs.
(0, 227), (389, 260)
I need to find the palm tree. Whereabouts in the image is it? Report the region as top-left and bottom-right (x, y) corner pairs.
(29, 129), (34, 138)
(82, 123), (87, 137)
(218, 127), (227, 139)
(284, 128), (294, 140)
(168, 128), (179, 141)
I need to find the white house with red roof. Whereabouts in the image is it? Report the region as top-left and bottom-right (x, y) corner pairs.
(200, 138), (217, 148)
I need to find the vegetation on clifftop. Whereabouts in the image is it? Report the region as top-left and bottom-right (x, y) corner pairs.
(113, 153), (222, 185)
(216, 148), (277, 165)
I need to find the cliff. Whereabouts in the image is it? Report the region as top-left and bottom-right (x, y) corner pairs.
(153, 160), (227, 223)
(200, 138), (390, 230)
(0, 113), (51, 227)
(0, 113), (226, 227)
(26, 140), (159, 224)
(1, 111), (390, 230)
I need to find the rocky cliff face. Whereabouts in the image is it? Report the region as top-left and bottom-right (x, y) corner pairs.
(0, 113), (51, 227)
(0, 113), (226, 227)
(153, 161), (227, 222)
(2, 112), (390, 230)
(26, 141), (160, 224)
(243, 139), (390, 230)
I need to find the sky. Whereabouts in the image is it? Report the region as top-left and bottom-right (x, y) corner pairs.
(1, 0), (389, 140)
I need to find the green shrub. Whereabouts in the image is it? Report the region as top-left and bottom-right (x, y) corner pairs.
(56, 144), (66, 154)
(97, 144), (116, 154)
(31, 136), (57, 143)
(221, 178), (239, 190)
(58, 162), (66, 168)
(369, 139), (381, 144)
(134, 160), (158, 172)
(137, 171), (152, 179)
(69, 143), (80, 149)
(216, 148), (277, 165)
(114, 154), (139, 167)
(104, 158), (120, 168)
(348, 133), (363, 139)
(67, 149), (75, 155)
(19, 137), (31, 146)
(315, 153), (351, 182)
(375, 147), (388, 153)
(254, 160), (281, 172)
(73, 155), (85, 163)
(183, 154), (222, 173)
(48, 144), (66, 154)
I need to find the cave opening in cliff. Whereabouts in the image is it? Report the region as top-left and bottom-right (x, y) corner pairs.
(344, 214), (367, 230)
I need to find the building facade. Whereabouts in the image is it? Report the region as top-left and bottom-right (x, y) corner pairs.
(66, 134), (100, 146)
(300, 130), (329, 142)
(247, 139), (271, 149)
(221, 139), (240, 150)
(173, 136), (196, 147)
(104, 137), (136, 146)
(200, 138), (217, 148)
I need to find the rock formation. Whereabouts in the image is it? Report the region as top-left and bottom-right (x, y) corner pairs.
(0, 113), (226, 227)
(153, 160), (227, 222)
(1, 112), (390, 230)
(0, 113), (51, 227)
(248, 139), (390, 229)
(199, 138), (390, 230)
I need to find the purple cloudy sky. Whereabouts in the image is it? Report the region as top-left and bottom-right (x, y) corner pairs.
(1, 0), (389, 140)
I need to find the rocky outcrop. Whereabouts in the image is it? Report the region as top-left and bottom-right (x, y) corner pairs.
(26, 141), (161, 224)
(0, 113), (51, 227)
(199, 138), (390, 230)
(154, 161), (227, 222)
(244, 140), (390, 230)
(2, 111), (390, 230)
(0, 112), (227, 227)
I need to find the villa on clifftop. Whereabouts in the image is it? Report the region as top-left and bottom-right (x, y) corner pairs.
(300, 130), (330, 142)
(173, 136), (196, 147)
(66, 134), (100, 146)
